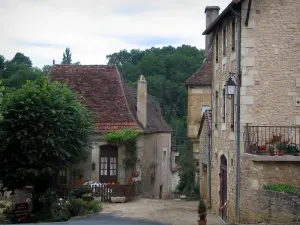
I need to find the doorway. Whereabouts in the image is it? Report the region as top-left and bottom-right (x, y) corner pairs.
(99, 145), (118, 183)
(219, 155), (227, 222)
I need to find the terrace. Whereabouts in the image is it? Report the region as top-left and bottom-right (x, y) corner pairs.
(243, 124), (300, 161)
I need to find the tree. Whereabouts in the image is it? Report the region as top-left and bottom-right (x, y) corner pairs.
(42, 65), (52, 74)
(61, 47), (72, 65)
(0, 76), (93, 196)
(10, 52), (32, 67)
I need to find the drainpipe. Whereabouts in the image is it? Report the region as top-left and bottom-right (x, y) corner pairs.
(207, 128), (212, 208)
(230, 6), (242, 224)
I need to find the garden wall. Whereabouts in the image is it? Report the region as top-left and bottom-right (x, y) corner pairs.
(256, 190), (300, 224)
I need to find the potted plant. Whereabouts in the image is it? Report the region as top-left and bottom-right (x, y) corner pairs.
(198, 197), (207, 225)
(268, 145), (275, 156)
(277, 142), (286, 156)
(257, 145), (267, 154)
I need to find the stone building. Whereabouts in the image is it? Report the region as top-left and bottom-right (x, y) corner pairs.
(50, 65), (177, 199)
(184, 7), (219, 173)
(199, 0), (300, 223)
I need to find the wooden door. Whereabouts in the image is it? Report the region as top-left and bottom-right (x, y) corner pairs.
(219, 155), (227, 222)
(99, 145), (118, 183)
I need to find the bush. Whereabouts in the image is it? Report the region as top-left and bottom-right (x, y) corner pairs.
(67, 198), (89, 216)
(87, 200), (102, 213)
(263, 183), (299, 195)
(50, 200), (71, 222)
(69, 185), (93, 199)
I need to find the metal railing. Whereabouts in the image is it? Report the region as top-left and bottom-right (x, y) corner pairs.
(244, 124), (300, 155)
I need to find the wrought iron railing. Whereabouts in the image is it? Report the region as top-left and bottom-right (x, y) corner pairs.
(244, 124), (300, 156)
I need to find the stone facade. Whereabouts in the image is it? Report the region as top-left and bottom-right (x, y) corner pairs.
(205, 0), (300, 223)
(187, 86), (211, 160)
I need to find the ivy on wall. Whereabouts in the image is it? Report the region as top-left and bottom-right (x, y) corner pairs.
(103, 129), (141, 169)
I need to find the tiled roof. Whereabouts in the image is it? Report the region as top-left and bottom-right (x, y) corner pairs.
(50, 65), (171, 133)
(198, 110), (212, 137)
(185, 49), (213, 86)
(50, 65), (141, 133)
(124, 84), (172, 133)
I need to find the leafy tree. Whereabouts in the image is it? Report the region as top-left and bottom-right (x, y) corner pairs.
(10, 52), (32, 67)
(0, 76), (93, 196)
(42, 65), (52, 74)
(61, 47), (72, 65)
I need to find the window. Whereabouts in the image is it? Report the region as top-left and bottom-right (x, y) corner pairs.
(109, 157), (117, 176)
(100, 157), (108, 175)
(163, 151), (166, 161)
(223, 25), (227, 56)
(232, 17), (236, 51)
(222, 88), (226, 123)
(201, 105), (210, 115)
(215, 91), (219, 128)
(216, 34), (219, 62)
(230, 96), (235, 131)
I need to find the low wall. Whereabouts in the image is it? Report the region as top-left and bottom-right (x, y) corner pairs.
(256, 190), (300, 224)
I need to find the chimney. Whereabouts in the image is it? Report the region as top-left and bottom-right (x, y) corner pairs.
(53, 59), (55, 65)
(205, 6), (220, 54)
(137, 75), (147, 128)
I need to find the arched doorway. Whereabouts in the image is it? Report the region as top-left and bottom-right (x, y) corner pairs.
(99, 145), (118, 183)
(219, 155), (227, 222)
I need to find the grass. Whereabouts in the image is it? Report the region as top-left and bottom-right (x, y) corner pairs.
(263, 184), (299, 195)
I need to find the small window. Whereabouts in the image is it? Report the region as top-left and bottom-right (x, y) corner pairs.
(201, 105), (210, 115)
(230, 96), (235, 131)
(215, 91), (219, 128)
(216, 34), (219, 62)
(232, 17), (236, 51)
(223, 25), (227, 56)
(163, 151), (166, 161)
(92, 163), (96, 171)
(222, 89), (226, 123)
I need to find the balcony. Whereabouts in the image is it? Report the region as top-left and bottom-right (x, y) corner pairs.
(244, 125), (300, 161)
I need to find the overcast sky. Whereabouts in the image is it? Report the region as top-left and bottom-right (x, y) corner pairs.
(0, 0), (230, 68)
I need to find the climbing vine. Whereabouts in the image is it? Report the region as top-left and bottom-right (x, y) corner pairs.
(103, 129), (141, 169)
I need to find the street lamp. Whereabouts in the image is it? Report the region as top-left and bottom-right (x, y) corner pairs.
(225, 76), (236, 97)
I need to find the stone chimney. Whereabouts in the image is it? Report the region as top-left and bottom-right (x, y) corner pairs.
(137, 75), (147, 128)
(205, 6), (220, 54)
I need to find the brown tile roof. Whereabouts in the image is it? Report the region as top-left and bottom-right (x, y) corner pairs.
(49, 65), (141, 133)
(123, 85), (172, 133)
(49, 65), (171, 133)
(185, 49), (213, 87)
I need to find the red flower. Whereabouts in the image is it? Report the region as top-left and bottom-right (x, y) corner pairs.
(128, 176), (134, 184)
(258, 146), (266, 151)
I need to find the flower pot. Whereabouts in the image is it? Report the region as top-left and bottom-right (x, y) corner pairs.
(198, 219), (207, 225)
(278, 149), (284, 156)
(269, 151), (275, 156)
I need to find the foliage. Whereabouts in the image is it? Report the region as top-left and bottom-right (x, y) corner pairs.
(268, 145), (274, 151)
(0, 76), (93, 193)
(67, 198), (102, 216)
(61, 48), (80, 65)
(69, 185), (93, 199)
(49, 199), (71, 222)
(263, 184), (299, 195)
(176, 150), (199, 199)
(107, 45), (205, 158)
(103, 129), (141, 144)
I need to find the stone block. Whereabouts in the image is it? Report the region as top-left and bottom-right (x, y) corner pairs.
(111, 196), (126, 203)
(242, 38), (255, 48)
(241, 114), (255, 124)
(242, 57), (255, 67)
(242, 75), (254, 87)
(241, 96), (254, 105)
(295, 116), (300, 125)
(296, 78), (300, 87)
(240, 86), (247, 96)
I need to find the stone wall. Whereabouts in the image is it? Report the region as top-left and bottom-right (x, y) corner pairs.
(209, 0), (300, 223)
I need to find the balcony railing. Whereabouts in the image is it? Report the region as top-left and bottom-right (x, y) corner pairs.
(244, 124), (300, 156)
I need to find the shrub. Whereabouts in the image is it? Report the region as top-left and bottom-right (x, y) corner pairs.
(69, 185), (93, 199)
(0, 202), (6, 208)
(50, 200), (71, 222)
(67, 198), (89, 216)
(263, 183), (299, 195)
(87, 200), (102, 213)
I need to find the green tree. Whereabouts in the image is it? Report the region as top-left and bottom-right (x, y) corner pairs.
(10, 52), (32, 67)
(0, 76), (93, 195)
(42, 65), (52, 74)
(61, 47), (72, 65)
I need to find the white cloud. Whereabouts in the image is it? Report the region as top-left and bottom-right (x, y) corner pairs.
(0, 0), (230, 67)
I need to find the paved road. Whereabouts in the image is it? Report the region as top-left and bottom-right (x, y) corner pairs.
(24, 214), (167, 225)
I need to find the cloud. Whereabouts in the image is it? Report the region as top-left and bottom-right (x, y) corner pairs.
(0, 0), (231, 68)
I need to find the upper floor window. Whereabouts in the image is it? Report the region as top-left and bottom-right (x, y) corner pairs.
(223, 25), (227, 56)
(222, 88), (226, 123)
(230, 96), (235, 131)
(201, 105), (210, 115)
(216, 34), (219, 62)
(232, 17), (236, 51)
(215, 91), (219, 128)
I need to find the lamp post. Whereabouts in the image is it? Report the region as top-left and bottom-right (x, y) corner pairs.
(225, 70), (241, 224)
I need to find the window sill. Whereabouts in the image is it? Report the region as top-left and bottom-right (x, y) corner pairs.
(242, 153), (300, 162)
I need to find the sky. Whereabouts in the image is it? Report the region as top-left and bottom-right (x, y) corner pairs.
(0, 0), (230, 68)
